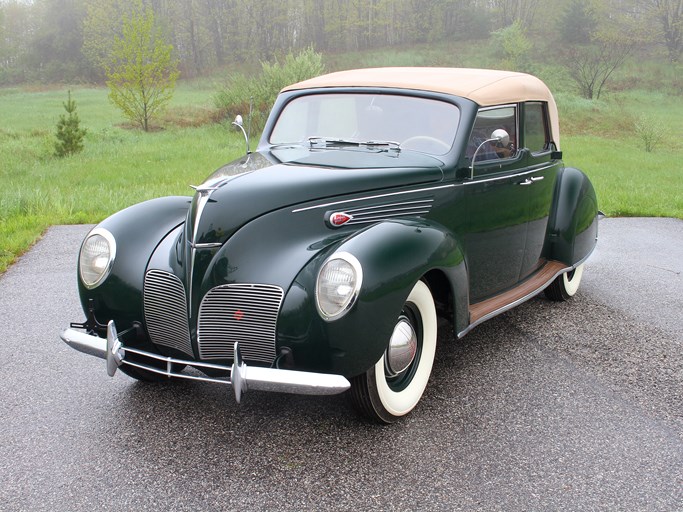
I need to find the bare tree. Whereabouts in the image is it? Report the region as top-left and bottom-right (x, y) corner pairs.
(566, 35), (635, 100)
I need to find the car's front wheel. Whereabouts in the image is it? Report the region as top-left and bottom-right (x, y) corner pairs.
(545, 263), (585, 301)
(349, 280), (437, 423)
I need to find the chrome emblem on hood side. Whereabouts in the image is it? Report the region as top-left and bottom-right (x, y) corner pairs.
(328, 212), (354, 227)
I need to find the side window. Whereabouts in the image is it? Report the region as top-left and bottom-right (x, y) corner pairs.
(524, 102), (550, 153)
(467, 105), (518, 162)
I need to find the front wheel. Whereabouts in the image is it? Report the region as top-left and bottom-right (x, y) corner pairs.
(545, 263), (585, 301)
(349, 280), (437, 423)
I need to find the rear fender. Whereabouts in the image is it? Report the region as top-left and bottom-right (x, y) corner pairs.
(545, 167), (598, 266)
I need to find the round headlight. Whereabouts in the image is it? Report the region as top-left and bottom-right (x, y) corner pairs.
(79, 228), (116, 289)
(316, 252), (363, 321)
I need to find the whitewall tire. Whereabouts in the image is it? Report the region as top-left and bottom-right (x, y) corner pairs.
(349, 280), (437, 423)
(545, 263), (585, 301)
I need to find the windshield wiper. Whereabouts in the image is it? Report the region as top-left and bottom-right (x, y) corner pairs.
(307, 136), (401, 152)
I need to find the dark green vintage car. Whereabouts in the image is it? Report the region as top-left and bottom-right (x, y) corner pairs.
(61, 68), (598, 423)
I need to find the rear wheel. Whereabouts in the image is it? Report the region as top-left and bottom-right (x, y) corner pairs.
(545, 263), (585, 301)
(349, 280), (437, 423)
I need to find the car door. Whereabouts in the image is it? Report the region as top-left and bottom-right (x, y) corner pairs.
(518, 101), (562, 281)
(463, 105), (530, 302)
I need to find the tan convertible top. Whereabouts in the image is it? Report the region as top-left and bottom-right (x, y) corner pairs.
(284, 67), (561, 147)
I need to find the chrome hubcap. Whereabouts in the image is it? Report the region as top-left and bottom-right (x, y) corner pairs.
(386, 317), (418, 377)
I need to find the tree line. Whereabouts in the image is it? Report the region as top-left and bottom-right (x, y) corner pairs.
(0, 0), (680, 85)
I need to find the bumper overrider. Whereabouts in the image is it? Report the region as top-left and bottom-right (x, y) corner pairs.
(60, 320), (351, 403)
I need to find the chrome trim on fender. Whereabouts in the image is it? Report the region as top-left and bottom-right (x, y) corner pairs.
(60, 323), (351, 402)
(338, 199), (435, 226)
(292, 184), (454, 213)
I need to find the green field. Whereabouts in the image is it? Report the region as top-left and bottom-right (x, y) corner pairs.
(1, 68), (682, 273)
(0, 82), (245, 272)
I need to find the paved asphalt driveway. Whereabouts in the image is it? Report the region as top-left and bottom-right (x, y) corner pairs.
(0, 218), (681, 511)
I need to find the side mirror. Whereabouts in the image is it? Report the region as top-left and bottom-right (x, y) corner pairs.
(469, 129), (510, 179)
(490, 129), (509, 147)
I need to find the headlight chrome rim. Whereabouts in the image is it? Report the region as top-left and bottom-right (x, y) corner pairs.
(79, 227), (116, 289)
(315, 252), (363, 322)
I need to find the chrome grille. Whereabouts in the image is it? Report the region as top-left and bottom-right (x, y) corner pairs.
(345, 199), (433, 225)
(198, 284), (284, 363)
(143, 270), (193, 357)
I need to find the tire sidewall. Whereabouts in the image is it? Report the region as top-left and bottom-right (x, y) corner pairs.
(562, 263), (584, 297)
(370, 280), (437, 418)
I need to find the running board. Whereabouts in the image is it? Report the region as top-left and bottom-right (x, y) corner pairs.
(463, 260), (568, 336)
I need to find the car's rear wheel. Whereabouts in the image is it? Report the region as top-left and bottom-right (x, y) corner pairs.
(545, 263), (585, 301)
(349, 280), (437, 423)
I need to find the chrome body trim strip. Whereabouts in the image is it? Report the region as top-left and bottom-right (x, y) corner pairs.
(292, 184), (455, 213)
(464, 164), (556, 186)
(60, 325), (351, 402)
(457, 227), (597, 339)
(188, 185), (219, 315)
(190, 242), (222, 249)
(346, 211), (431, 225)
(346, 198), (434, 212)
(456, 263), (571, 339)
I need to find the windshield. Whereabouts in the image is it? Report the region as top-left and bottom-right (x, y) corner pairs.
(269, 93), (460, 156)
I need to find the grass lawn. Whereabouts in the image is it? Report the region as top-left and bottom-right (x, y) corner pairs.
(0, 83), (245, 272)
(1, 75), (681, 273)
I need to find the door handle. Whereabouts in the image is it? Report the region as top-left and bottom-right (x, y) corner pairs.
(518, 176), (544, 186)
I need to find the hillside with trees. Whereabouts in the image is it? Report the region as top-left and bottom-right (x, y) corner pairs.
(0, 0), (680, 85)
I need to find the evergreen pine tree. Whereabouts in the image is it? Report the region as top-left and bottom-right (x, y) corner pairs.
(54, 90), (87, 157)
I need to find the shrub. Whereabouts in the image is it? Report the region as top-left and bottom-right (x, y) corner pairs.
(634, 113), (665, 152)
(214, 47), (325, 133)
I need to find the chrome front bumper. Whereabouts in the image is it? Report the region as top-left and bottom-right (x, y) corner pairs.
(60, 321), (350, 403)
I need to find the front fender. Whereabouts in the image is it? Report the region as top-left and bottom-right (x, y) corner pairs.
(280, 219), (467, 377)
(545, 167), (598, 266)
(78, 196), (191, 327)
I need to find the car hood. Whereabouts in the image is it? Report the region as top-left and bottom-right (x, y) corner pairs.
(187, 149), (445, 246)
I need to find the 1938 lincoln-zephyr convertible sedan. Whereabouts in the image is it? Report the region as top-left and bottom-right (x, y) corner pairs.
(61, 68), (598, 423)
